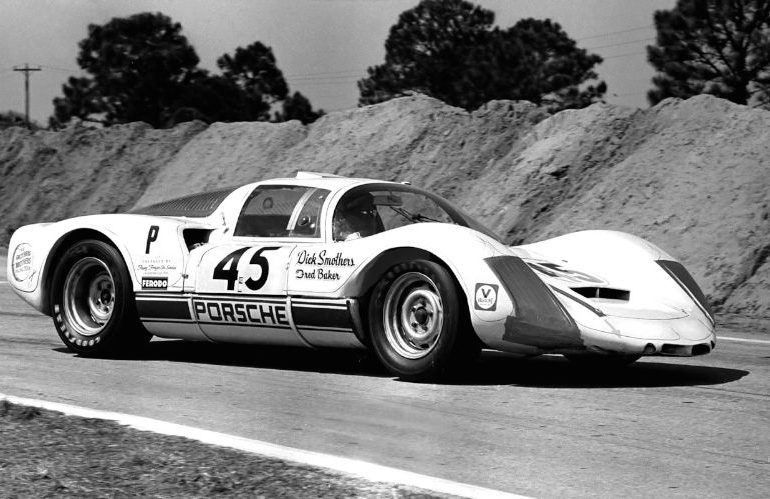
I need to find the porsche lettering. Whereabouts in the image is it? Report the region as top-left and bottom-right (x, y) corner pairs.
(192, 300), (289, 327)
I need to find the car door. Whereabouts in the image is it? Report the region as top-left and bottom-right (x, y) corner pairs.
(192, 184), (331, 346)
(194, 243), (299, 344)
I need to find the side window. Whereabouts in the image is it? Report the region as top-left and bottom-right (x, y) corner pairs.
(235, 186), (329, 238)
(332, 192), (384, 241)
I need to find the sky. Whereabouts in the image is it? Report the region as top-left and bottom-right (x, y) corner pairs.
(0, 0), (676, 125)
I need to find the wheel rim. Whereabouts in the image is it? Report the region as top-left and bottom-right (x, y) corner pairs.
(62, 257), (115, 337)
(382, 272), (444, 359)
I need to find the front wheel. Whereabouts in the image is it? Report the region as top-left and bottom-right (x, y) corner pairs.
(50, 239), (151, 356)
(368, 260), (479, 381)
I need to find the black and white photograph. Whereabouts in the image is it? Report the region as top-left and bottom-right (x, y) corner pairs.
(1, 0), (768, 497)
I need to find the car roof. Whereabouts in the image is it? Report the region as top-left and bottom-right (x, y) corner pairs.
(244, 172), (403, 193)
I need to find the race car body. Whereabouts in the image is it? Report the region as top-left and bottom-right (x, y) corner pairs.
(7, 172), (716, 379)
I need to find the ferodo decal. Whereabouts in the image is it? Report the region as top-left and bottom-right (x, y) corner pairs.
(141, 276), (168, 290)
(212, 247), (279, 291)
(193, 299), (289, 327)
(474, 283), (499, 311)
(294, 249), (355, 281)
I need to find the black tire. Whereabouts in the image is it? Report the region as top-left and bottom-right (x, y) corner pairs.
(368, 260), (480, 381)
(563, 353), (641, 368)
(50, 239), (151, 356)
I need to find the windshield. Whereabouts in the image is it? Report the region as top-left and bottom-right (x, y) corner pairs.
(332, 183), (501, 242)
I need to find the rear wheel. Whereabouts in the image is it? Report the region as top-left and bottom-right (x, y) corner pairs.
(50, 239), (151, 356)
(368, 260), (479, 381)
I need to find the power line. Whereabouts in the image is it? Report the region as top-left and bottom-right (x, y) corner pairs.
(39, 64), (81, 74)
(284, 69), (362, 79)
(576, 25), (653, 42)
(586, 37), (656, 51)
(286, 74), (362, 83)
(283, 34), (659, 81)
(11, 25), (662, 106)
(291, 80), (359, 87)
(287, 75), (362, 82)
(24, 28), (656, 84)
(602, 50), (647, 61)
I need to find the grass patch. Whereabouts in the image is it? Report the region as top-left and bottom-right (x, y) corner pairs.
(0, 400), (448, 498)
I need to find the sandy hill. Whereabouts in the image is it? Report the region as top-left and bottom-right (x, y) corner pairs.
(1, 94), (768, 317)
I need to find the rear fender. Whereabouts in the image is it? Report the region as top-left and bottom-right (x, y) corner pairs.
(9, 223), (136, 315)
(9, 215), (197, 315)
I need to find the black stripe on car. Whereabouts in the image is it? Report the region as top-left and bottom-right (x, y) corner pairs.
(656, 260), (714, 325)
(292, 303), (355, 331)
(136, 294), (357, 334)
(136, 299), (192, 320)
(195, 321), (291, 330)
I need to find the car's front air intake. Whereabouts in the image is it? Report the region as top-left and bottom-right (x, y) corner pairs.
(570, 287), (630, 301)
(660, 343), (712, 356)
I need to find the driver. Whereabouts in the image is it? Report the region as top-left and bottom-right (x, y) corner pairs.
(333, 192), (383, 241)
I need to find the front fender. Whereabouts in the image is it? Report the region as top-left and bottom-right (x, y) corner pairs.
(285, 223), (519, 347)
(514, 230), (711, 323)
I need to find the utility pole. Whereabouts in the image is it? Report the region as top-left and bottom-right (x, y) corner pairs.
(13, 63), (42, 129)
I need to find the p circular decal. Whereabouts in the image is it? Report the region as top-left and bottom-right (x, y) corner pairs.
(474, 283), (499, 311)
(12, 243), (34, 282)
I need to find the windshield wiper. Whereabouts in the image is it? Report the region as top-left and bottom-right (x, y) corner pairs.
(389, 206), (441, 224)
(411, 213), (442, 223)
(389, 206), (414, 223)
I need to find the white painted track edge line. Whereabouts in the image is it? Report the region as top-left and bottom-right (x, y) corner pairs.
(719, 336), (770, 345)
(0, 393), (530, 499)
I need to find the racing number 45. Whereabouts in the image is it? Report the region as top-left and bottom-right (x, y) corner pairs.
(213, 247), (279, 291)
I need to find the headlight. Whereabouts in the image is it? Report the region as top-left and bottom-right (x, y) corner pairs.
(12, 243), (34, 282)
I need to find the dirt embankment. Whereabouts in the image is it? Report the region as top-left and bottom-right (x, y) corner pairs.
(1, 94), (768, 317)
(0, 121), (206, 237)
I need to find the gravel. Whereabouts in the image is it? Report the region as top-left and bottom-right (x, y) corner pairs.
(0, 400), (448, 499)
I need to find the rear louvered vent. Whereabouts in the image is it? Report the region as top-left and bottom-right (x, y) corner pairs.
(570, 287), (630, 301)
(130, 187), (238, 218)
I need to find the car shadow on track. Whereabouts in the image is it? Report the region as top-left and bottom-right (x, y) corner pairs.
(56, 340), (749, 388)
(68, 339), (393, 378)
(449, 352), (750, 388)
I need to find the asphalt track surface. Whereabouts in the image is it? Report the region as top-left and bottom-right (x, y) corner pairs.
(1, 257), (768, 497)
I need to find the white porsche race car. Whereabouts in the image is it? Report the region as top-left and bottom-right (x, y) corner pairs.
(8, 172), (716, 380)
